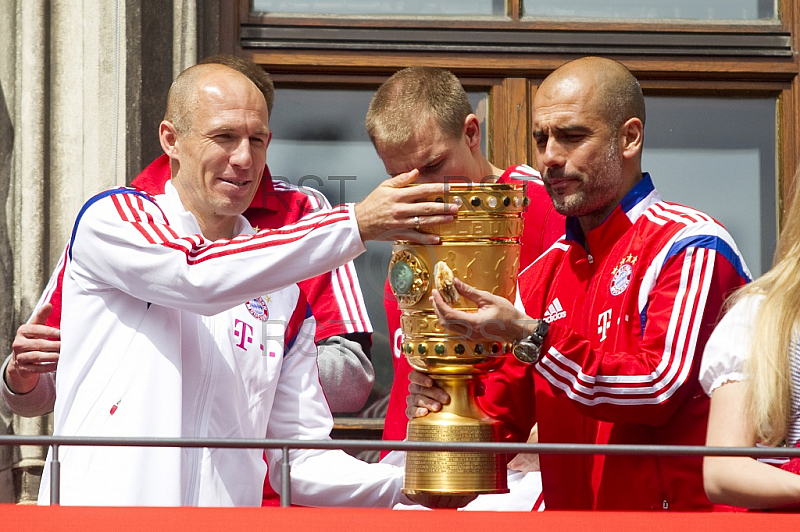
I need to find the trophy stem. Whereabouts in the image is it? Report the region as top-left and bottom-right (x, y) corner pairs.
(403, 374), (508, 509)
(433, 375), (483, 419)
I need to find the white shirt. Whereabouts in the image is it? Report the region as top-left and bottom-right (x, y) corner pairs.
(39, 182), (403, 506)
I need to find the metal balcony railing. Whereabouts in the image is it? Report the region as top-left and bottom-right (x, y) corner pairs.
(3, 435), (799, 508)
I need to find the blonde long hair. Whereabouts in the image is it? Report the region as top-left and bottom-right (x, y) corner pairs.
(738, 168), (800, 445)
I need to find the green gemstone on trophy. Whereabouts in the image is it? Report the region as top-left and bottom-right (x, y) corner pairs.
(390, 261), (414, 294)
(434, 343), (445, 354)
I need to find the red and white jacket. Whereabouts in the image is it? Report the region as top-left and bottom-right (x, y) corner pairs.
(38, 181), (403, 506)
(480, 173), (751, 510)
(381, 165), (565, 445)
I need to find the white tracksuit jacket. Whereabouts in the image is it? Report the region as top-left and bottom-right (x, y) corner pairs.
(38, 181), (404, 506)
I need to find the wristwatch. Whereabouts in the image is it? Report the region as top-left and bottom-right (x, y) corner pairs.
(512, 319), (549, 364)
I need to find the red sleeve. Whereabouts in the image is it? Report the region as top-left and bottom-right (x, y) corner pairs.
(297, 265), (372, 342)
(536, 247), (747, 426)
(476, 356), (538, 443)
(380, 279), (412, 451)
(41, 250), (68, 329)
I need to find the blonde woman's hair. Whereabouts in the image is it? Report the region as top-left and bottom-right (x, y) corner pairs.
(365, 67), (473, 148)
(738, 166), (800, 445)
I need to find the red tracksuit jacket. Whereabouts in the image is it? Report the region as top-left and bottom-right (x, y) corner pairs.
(480, 174), (751, 510)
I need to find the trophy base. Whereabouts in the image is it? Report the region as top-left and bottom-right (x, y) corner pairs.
(401, 490), (479, 510)
(402, 376), (508, 509)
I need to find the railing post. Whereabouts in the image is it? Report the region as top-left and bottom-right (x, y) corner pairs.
(281, 446), (291, 507)
(50, 443), (60, 505)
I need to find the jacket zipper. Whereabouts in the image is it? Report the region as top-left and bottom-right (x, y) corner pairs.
(185, 316), (217, 505)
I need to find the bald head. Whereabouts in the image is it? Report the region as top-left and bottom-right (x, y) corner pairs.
(539, 57), (645, 131)
(198, 54), (275, 115)
(164, 63), (268, 137)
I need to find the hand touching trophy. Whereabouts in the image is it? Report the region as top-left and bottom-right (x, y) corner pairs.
(388, 181), (526, 508)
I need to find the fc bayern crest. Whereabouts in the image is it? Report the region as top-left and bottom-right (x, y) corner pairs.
(610, 263), (632, 296)
(246, 296), (270, 322)
(610, 254), (638, 296)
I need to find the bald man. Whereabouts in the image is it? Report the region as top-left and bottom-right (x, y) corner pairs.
(37, 62), (455, 506)
(5, 54), (375, 418)
(408, 57), (751, 511)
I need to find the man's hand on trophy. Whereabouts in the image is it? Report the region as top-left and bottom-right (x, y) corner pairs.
(430, 278), (529, 343)
(354, 169), (458, 243)
(405, 370), (450, 419)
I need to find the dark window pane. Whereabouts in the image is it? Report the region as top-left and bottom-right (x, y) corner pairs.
(523, 0), (776, 20)
(642, 96), (776, 277)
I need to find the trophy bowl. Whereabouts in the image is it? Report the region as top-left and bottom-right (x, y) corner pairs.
(388, 182), (526, 508)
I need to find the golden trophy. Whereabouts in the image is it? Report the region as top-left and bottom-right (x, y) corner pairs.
(388, 181), (526, 508)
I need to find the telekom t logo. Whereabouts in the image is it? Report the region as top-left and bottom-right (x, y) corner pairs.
(234, 319), (254, 350)
(598, 309), (612, 341)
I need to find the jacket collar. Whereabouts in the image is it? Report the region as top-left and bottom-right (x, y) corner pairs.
(565, 173), (661, 254)
(133, 153), (279, 212)
(163, 180), (252, 239)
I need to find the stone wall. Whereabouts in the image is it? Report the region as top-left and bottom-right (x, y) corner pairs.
(0, 0), (219, 503)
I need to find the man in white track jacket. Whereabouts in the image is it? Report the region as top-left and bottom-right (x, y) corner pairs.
(37, 61), (455, 506)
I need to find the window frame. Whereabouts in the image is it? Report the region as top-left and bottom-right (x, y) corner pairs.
(221, 0), (799, 218)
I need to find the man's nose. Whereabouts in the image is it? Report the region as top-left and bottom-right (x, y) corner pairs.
(539, 137), (564, 168)
(230, 139), (253, 169)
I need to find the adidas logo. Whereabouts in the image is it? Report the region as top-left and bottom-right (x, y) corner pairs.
(543, 298), (566, 323)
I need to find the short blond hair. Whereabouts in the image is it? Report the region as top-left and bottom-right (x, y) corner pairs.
(366, 67), (473, 148)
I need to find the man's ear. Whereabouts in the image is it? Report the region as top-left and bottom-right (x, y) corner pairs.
(463, 113), (482, 151)
(619, 117), (643, 160)
(159, 120), (180, 158)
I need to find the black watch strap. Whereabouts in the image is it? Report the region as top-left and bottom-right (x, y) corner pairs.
(512, 319), (549, 364)
(530, 319), (549, 348)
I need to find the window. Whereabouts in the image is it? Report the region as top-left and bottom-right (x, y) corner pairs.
(642, 96), (776, 277)
(522, 0), (777, 20)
